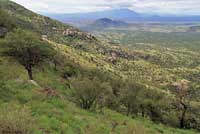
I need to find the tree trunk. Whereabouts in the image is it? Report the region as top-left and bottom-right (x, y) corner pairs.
(126, 104), (131, 116)
(180, 109), (186, 128)
(179, 102), (188, 128)
(142, 111), (145, 118)
(54, 61), (57, 71)
(140, 105), (145, 117)
(27, 66), (33, 80)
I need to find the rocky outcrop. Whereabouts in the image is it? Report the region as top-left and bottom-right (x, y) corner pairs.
(106, 48), (136, 64)
(108, 51), (118, 64)
(110, 49), (134, 58)
(63, 28), (97, 41)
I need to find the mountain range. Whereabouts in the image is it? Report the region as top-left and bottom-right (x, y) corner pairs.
(44, 8), (200, 24)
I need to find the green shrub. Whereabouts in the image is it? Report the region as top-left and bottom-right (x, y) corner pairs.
(70, 77), (113, 110)
(62, 66), (79, 79)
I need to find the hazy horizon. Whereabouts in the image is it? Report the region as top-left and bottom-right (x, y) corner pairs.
(11, 0), (200, 16)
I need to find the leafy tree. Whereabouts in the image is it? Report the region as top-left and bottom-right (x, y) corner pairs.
(70, 77), (112, 110)
(171, 80), (194, 128)
(120, 81), (145, 116)
(52, 52), (64, 71)
(104, 77), (125, 110)
(4, 29), (54, 80)
(143, 89), (170, 123)
(110, 77), (125, 97)
(51, 44), (67, 71)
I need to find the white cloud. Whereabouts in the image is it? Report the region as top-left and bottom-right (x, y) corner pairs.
(11, 0), (200, 15)
(133, 0), (200, 15)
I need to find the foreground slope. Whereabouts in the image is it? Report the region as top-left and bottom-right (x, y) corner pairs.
(0, 0), (199, 134)
(0, 38), (198, 134)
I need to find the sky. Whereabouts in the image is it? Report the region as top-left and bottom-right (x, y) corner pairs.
(11, 0), (200, 15)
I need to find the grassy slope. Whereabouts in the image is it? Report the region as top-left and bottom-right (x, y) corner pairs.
(0, 0), (199, 133)
(0, 40), (198, 134)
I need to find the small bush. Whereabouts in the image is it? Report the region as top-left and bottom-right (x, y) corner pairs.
(70, 77), (112, 110)
(62, 66), (79, 79)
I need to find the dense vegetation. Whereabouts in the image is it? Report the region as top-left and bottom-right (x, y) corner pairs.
(0, 0), (199, 134)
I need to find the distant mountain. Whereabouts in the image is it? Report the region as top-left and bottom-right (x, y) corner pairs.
(81, 18), (128, 31)
(92, 18), (128, 28)
(44, 8), (200, 25)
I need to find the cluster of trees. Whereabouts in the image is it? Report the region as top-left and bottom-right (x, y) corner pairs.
(69, 71), (200, 130)
(1, 23), (199, 131)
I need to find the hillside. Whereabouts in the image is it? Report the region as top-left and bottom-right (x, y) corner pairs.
(0, 37), (198, 134)
(0, 0), (105, 53)
(0, 0), (200, 134)
(82, 18), (128, 31)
